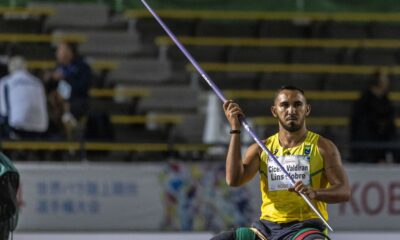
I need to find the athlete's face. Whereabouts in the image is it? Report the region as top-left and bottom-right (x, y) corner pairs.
(271, 90), (310, 132)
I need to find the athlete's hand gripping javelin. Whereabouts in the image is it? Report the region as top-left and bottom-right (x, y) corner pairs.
(289, 181), (318, 200)
(223, 100), (245, 131)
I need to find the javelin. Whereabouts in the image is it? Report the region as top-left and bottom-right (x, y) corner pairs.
(140, 0), (333, 232)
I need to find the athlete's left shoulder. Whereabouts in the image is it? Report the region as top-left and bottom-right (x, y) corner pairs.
(306, 131), (329, 145)
(316, 134), (341, 161)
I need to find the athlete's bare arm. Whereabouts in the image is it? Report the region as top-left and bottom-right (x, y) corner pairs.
(223, 100), (260, 187)
(292, 136), (351, 203)
(226, 142), (260, 187)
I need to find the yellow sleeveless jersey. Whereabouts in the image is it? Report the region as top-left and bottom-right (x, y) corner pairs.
(259, 131), (329, 223)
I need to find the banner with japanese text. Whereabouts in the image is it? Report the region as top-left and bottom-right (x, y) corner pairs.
(16, 163), (163, 231)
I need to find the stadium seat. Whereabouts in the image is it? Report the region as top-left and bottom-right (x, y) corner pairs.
(354, 48), (399, 65)
(323, 74), (371, 91)
(308, 100), (352, 117)
(0, 17), (43, 33)
(10, 42), (54, 60)
(320, 22), (368, 39)
(167, 45), (227, 63)
(196, 20), (259, 37)
(76, 30), (143, 57)
(237, 99), (271, 117)
(225, 72), (260, 89)
(170, 114), (206, 143)
(30, 3), (109, 30)
(227, 47), (288, 63)
(369, 22), (400, 39)
(135, 18), (196, 41)
(195, 72), (259, 90)
(258, 20), (311, 38)
(260, 73), (326, 90)
(390, 75), (400, 90)
(290, 48), (341, 64)
(137, 86), (199, 113)
(106, 58), (172, 85)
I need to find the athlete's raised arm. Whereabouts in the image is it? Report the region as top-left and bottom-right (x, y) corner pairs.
(223, 100), (260, 187)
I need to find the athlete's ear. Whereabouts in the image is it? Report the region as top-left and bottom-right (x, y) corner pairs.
(271, 105), (277, 117)
(305, 104), (311, 116)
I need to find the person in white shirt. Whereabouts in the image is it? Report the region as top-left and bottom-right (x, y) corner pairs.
(0, 56), (48, 139)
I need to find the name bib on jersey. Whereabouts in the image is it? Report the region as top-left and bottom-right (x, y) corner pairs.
(267, 155), (310, 191)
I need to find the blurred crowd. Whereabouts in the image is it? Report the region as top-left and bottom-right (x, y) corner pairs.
(0, 42), (91, 142)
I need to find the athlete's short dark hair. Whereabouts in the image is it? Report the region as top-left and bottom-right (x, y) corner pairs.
(274, 85), (307, 103)
(278, 85), (305, 95)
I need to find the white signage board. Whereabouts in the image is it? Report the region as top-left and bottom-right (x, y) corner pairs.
(328, 165), (400, 230)
(16, 163), (163, 231)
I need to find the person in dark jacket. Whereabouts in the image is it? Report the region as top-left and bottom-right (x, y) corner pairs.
(45, 42), (92, 139)
(350, 70), (397, 163)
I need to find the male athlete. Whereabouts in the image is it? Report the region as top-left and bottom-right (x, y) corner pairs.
(211, 86), (350, 240)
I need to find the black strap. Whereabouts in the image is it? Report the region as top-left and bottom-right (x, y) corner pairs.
(3, 84), (10, 124)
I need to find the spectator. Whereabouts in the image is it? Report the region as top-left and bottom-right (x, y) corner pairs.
(350, 70), (397, 163)
(45, 41), (92, 131)
(0, 56), (48, 139)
